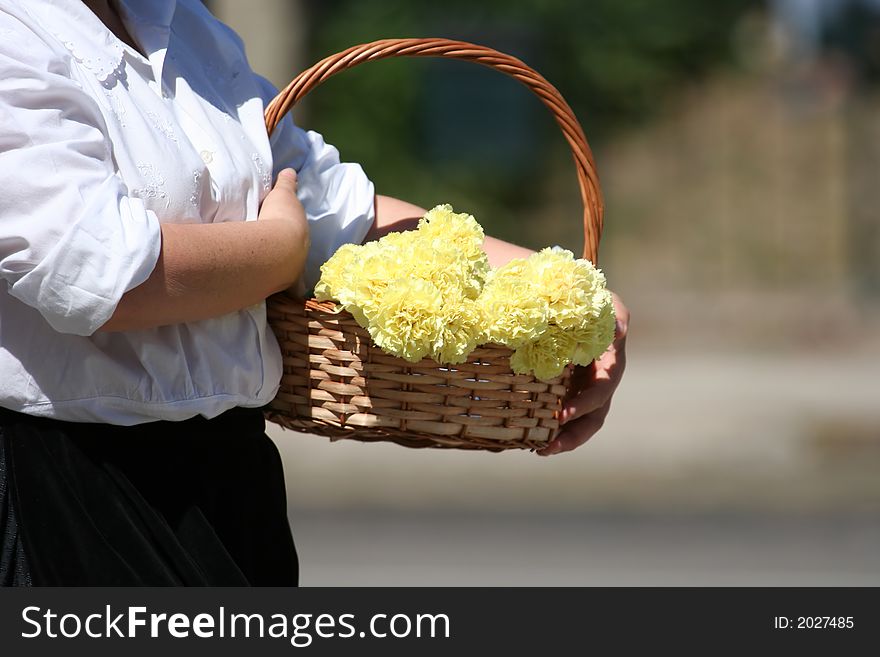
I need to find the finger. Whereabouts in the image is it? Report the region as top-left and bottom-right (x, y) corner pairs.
(260, 169), (301, 219)
(276, 167), (298, 190)
(269, 169), (297, 202)
(560, 297), (628, 420)
(538, 401), (611, 456)
(609, 293), (630, 356)
(611, 291), (630, 342)
(561, 347), (625, 423)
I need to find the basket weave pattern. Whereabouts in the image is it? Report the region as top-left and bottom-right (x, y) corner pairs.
(263, 38), (603, 450)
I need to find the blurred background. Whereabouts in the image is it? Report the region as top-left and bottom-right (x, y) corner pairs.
(207, 0), (879, 585)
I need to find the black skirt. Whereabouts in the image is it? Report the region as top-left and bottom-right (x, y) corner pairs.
(0, 406), (297, 586)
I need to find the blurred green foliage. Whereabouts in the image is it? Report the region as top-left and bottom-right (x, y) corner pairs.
(296, 0), (757, 249)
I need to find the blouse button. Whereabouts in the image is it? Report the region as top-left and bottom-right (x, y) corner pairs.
(200, 149), (214, 165)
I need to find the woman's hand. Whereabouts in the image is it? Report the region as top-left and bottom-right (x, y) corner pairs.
(537, 292), (629, 456)
(258, 168), (309, 291)
(99, 169), (309, 332)
(259, 168), (306, 227)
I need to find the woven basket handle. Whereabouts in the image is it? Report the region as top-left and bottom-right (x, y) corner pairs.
(264, 37), (604, 263)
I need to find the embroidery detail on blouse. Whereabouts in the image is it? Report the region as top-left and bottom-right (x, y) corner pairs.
(189, 170), (203, 208)
(132, 163), (168, 201)
(103, 89), (127, 128)
(25, 1), (126, 83)
(145, 110), (179, 146)
(252, 153), (272, 191)
(60, 38), (125, 84)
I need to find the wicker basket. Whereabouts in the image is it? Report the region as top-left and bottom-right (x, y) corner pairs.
(263, 38), (603, 451)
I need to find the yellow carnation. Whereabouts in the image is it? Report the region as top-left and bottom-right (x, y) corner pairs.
(314, 242), (361, 304)
(417, 204), (484, 253)
(366, 277), (445, 363)
(408, 242), (486, 301)
(569, 288), (616, 366)
(526, 247), (609, 330)
(432, 296), (484, 364)
(509, 326), (577, 381)
(477, 259), (549, 348)
(417, 204), (490, 297)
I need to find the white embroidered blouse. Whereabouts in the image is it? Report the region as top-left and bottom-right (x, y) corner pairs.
(0, 0), (375, 423)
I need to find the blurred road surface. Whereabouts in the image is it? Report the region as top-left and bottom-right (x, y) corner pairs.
(270, 347), (880, 586)
(291, 509), (880, 586)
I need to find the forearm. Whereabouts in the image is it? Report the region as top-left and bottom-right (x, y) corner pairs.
(370, 194), (533, 266)
(365, 194), (423, 239)
(482, 235), (534, 267)
(100, 219), (308, 332)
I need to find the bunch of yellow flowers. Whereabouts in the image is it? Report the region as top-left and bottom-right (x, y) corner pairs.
(314, 205), (615, 381)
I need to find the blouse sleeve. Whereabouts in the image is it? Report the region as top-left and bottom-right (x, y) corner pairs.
(0, 26), (161, 336)
(255, 75), (375, 292)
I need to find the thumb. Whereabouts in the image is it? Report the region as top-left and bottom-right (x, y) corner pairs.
(259, 168), (302, 221)
(274, 167), (298, 192)
(262, 168), (298, 207)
